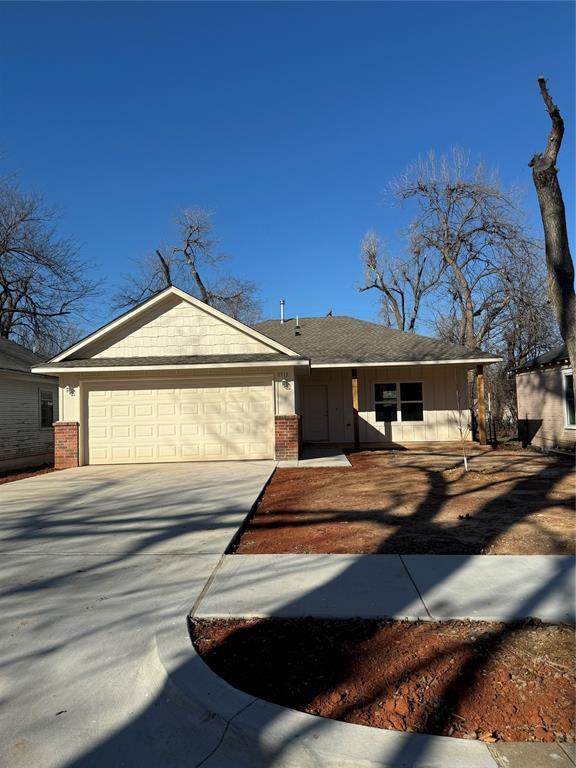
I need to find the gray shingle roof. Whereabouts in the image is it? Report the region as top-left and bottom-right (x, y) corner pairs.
(513, 344), (569, 373)
(35, 353), (302, 369)
(253, 316), (498, 365)
(0, 338), (48, 374)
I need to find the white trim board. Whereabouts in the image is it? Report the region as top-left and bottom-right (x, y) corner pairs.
(311, 358), (501, 368)
(34, 359), (310, 375)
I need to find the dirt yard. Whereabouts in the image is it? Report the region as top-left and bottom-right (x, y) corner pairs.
(0, 466), (56, 485)
(235, 448), (575, 555)
(191, 617), (575, 743)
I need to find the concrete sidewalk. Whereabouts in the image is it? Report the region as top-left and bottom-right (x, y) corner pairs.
(194, 553), (575, 624)
(277, 446), (352, 468)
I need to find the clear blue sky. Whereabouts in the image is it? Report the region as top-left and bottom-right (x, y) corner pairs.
(1, 1), (574, 331)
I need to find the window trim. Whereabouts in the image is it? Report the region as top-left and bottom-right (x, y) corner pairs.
(39, 389), (54, 430)
(374, 381), (424, 423)
(562, 369), (575, 429)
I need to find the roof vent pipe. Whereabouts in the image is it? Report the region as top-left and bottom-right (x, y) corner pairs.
(280, 299), (285, 324)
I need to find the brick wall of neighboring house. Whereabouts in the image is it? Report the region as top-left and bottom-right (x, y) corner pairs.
(53, 421), (80, 469)
(516, 365), (576, 449)
(274, 414), (301, 460)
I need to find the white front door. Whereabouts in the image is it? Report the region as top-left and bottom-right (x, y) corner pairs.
(302, 384), (329, 441)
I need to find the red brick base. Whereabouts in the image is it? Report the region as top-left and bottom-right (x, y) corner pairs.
(54, 421), (80, 469)
(274, 415), (301, 460)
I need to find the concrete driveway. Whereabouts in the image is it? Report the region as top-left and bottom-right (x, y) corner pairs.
(0, 462), (274, 768)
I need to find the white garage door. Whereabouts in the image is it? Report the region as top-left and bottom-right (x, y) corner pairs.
(86, 378), (274, 464)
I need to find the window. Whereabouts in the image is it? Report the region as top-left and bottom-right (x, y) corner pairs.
(40, 390), (54, 429)
(374, 382), (424, 422)
(563, 372), (575, 427)
(400, 382), (424, 421)
(375, 383), (398, 422)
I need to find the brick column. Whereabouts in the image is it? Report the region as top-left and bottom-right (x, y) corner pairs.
(274, 415), (301, 460)
(54, 421), (80, 469)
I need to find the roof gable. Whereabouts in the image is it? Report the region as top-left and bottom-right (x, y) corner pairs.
(51, 287), (299, 363)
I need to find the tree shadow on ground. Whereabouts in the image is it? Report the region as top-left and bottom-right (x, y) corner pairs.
(236, 449), (574, 555)
(1, 453), (573, 767)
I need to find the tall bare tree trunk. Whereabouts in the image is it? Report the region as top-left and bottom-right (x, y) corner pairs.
(529, 77), (576, 370)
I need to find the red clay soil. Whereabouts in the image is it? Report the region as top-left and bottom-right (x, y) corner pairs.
(235, 449), (575, 555)
(191, 618), (576, 744)
(0, 466), (56, 485)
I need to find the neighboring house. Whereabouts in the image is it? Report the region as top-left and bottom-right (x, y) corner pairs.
(0, 338), (59, 472)
(32, 287), (499, 468)
(514, 344), (575, 451)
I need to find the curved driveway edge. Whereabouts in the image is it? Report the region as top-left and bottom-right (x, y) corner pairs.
(154, 612), (498, 768)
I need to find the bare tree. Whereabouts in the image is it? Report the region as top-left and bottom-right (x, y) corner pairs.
(360, 232), (444, 332)
(360, 149), (558, 436)
(116, 209), (262, 323)
(529, 77), (575, 370)
(0, 179), (97, 353)
(388, 149), (544, 350)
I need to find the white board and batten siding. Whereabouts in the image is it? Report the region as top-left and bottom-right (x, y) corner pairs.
(301, 365), (471, 443)
(358, 365), (471, 443)
(0, 374), (59, 471)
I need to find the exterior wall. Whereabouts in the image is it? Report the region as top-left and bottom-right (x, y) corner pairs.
(274, 415), (301, 460)
(85, 297), (276, 358)
(516, 365), (576, 449)
(0, 373), (59, 471)
(273, 368), (297, 416)
(54, 421), (79, 469)
(358, 365), (471, 443)
(298, 365), (471, 444)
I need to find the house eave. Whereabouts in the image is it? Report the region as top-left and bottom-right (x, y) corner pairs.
(512, 359), (571, 375)
(33, 359), (310, 375)
(0, 368), (58, 383)
(311, 357), (502, 369)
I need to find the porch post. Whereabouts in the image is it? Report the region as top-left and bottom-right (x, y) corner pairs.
(351, 368), (360, 448)
(476, 364), (487, 445)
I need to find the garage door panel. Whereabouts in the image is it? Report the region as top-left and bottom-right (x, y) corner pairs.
(87, 378), (273, 464)
(111, 425), (131, 439)
(111, 446), (131, 460)
(135, 424), (154, 438)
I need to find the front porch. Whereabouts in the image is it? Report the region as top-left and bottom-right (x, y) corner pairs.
(293, 363), (488, 451)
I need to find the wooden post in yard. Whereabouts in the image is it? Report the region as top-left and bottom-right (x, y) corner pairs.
(351, 368), (360, 448)
(476, 364), (487, 445)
